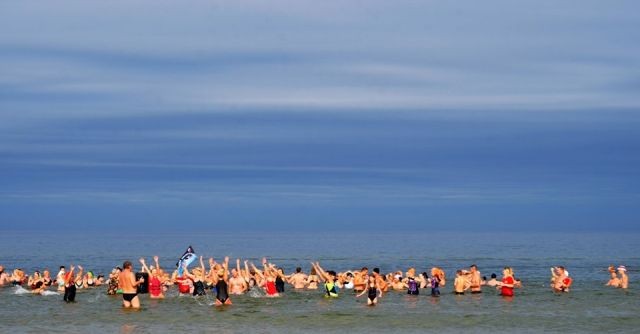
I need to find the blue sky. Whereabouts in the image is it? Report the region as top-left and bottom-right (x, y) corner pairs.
(1, 0), (639, 231)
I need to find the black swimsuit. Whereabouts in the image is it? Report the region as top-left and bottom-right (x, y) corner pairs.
(216, 279), (229, 303)
(122, 293), (137, 302)
(64, 283), (76, 302)
(275, 276), (285, 293)
(193, 281), (206, 296)
(367, 283), (377, 302)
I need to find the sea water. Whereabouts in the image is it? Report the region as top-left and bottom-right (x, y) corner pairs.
(0, 231), (638, 333)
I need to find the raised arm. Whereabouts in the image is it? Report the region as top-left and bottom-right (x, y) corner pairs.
(312, 262), (329, 282)
(65, 265), (75, 284)
(139, 258), (151, 273)
(223, 256), (230, 281)
(250, 263), (265, 280)
(154, 256), (162, 274)
(199, 256), (206, 281)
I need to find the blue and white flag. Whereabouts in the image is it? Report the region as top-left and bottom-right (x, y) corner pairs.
(176, 246), (196, 276)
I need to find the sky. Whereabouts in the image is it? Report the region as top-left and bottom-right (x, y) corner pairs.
(1, 0), (639, 232)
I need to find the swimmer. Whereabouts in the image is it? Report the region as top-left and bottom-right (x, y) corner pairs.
(486, 273), (499, 287)
(431, 267), (446, 287)
(74, 265), (87, 290)
(469, 264), (482, 294)
(356, 275), (381, 306)
(227, 259), (248, 295)
(251, 258), (280, 297)
(419, 272), (430, 289)
(306, 267), (319, 290)
(42, 270), (53, 287)
(353, 267), (368, 293)
(139, 256), (164, 299)
(243, 260), (258, 290)
(311, 262), (339, 298)
(28, 271), (44, 290)
(405, 268), (420, 295)
(63, 265), (76, 302)
(11, 268), (26, 286)
(430, 273), (441, 297)
(391, 274), (405, 291)
(174, 265), (194, 295)
(339, 272), (353, 289)
(606, 265), (620, 287)
(275, 267), (287, 293)
(288, 267), (308, 290)
(107, 267), (121, 295)
(551, 266), (571, 293)
(453, 270), (466, 295)
(617, 266), (628, 289)
(373, 268), (388, 292)
(496, 267), (515, 297)
(56, 266), (67, 292)
(186, 256), (207, 296)
(85, 271), (96, 287)
(213, 257), (232, 306)
(0, 265), (10, 286)
(118, 260), (144, 309)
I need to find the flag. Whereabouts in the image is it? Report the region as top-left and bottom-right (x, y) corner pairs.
(176, 246), (196, 276)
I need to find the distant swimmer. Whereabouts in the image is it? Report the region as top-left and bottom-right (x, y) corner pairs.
(486, 273), (499, 287)
(469, 264), (482, 294)
(139, 256), (165, 299)
(429, 273), (441, 297)
(551, 266), (572, 293)
(356, 275), (381, 306)
(606, 265), (620, 287)
(617, 266), (628, 289)
(288, 267), (308, 290)
(431, 267), (446, 287)
(404, 268), (420, 295)
(63, 265), (76, 303)
(306, 267), (319, 290)
(353, 267), (368, 293)
(311, 262), (338, 298)
(229, 259), (248, 295)
(453, 270), (466, 295)
(496, 267), (516, 297)
(0, 265), (10, 286)
(213, 257), (232, 306)
(118, 260), (145, 309)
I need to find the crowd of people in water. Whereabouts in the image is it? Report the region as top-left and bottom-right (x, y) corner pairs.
(0, 258), (630, 309)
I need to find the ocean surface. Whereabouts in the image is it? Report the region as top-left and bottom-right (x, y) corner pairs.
(0, 231), (638, 333)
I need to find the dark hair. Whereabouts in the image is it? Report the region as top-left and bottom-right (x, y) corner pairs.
(361, 267), (368, 272)
(470, 264), (477, 269)
(296, 267), (302, 273)
(60, 266), (65, 270)
(421, 272), (429, 279)
(491, 273), (497, 279)
(482, 276), (487, 281)
(327, 270), (337, 277)
(373, 268), (380, 274)
(123, 261), (132, 269)
(310, 267), (317, 275)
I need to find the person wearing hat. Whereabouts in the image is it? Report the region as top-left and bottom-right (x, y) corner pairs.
(617, 266), (628, 289)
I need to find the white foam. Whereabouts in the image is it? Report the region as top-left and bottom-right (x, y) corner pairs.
(41, 290), (60, 296)
(14, 286), (30, 294)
